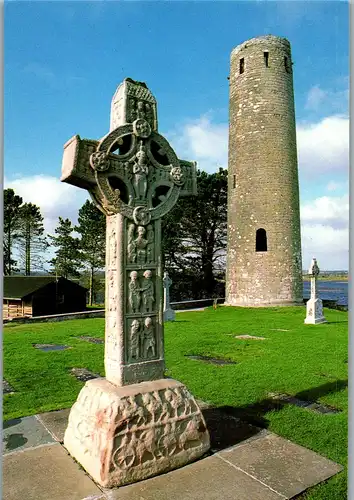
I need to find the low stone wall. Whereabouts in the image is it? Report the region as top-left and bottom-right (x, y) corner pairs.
(3, 297), (346, 326)
(3, 309), (105, 325)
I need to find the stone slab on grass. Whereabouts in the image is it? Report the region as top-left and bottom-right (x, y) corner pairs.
(234, 335), (266, 340)
(268, 392), (341, 414)
(77, 336), (104, 344)
(3, 416), (55, 454)
(36, 409), (71, 443)
(218, 432), (343, 499)
(103, 453), (283, 500)
(3, 443), (103, 500)
(70, 367), (101, 382)
(3, 379), (15, 394)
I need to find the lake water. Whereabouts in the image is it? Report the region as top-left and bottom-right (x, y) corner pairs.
(303, 280), (348, 306)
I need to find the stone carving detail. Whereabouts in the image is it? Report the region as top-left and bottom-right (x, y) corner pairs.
(64, 378), (209, 487)
(129, 317), (156, 361)
(304, 257), (326, 325)
(128, 270), (155, 314)
(127, 224), (155, 265)
(61, 79), (208, 489)
(142, 270), (155, 313)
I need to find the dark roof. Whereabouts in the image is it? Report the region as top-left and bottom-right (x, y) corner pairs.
(3, 276), (87, 299)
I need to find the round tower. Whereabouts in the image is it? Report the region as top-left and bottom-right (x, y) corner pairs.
(225, 35), (303, 307)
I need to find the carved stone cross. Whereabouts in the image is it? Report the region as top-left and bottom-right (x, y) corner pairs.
(304, 257), (326, 324)
(163, 271), (175, 322)
(62, 78), (209, 488)
(62, 78), (196, 386)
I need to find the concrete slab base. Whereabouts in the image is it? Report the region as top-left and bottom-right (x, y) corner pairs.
(3, 405), (343, 500)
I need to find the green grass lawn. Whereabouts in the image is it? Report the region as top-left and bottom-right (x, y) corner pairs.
(3, 306), (347, 499)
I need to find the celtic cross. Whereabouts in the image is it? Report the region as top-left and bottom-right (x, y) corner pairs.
(61, 78), (197, 386)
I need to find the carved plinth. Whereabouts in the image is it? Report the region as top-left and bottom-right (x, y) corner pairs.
(304, 298), (326, 324)
(64, 378), (210, 488)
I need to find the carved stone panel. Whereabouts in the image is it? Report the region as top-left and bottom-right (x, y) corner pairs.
(64, 378), (210, 488)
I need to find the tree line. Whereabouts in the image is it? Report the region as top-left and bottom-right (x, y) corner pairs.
(4, 168), (227, 302)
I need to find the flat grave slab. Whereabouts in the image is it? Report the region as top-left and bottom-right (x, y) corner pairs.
(33, 344), (70, 352)
(3, 379), (15, 394)
(70, 367), (101, 382)
(234, 335), (266, 340)
(268, 392), (341, 414)
(185, 355), (237, 365)
(218, 432), (343, 499)
(76, 336), (104, 344)
(270, 329), (290, 332)
(3, 416), (55, 454)
(3, 443), (103, 500)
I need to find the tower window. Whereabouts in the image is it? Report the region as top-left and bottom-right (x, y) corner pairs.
(256, 228), (267, 252)
(233, 175), (236, 189)
(239, 58), (244, 74)
(264, 51), (269, 67)
(284, 56), (290, 73)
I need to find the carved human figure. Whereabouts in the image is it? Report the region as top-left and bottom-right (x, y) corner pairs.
(127, 224), (137, 263)
(142, 316), (155, 358)
(137, 101), (145, 119)
(133, 142), (149, 200)
(130, 319), (141, 360)
(141, 270), (154, 313)
(135, 226), (148, 265)
(129, 271), (141, 313)
(146, 225), (155, 263)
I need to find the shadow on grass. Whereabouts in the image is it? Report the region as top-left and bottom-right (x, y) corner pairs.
(203, 380), (347, 451)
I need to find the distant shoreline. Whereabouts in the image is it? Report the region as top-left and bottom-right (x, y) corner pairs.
(302, 275), (348, 282)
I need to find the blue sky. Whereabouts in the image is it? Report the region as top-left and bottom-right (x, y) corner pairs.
(4, 1), (349, 270)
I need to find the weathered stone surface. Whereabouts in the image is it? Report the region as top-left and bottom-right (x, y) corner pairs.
(61, 77), (208, 487)
(77, 336), (104, 344)
(163, 271), (175, 322)
(3, 443), (103, 500)
(33, 344), (70, 351)
(36, 409), (71, 442)
(3, 416), (55, 454)
(304, 258), (326, 324)
(70, 367), (101, 382)
(218, 432), (343, 498)
(64, 377), (210, 488)
(268, 392), (340, 414)
(225, 35), (303, 307)
(186, 355), (237, 365)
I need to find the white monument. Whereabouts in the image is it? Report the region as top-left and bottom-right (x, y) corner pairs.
(304, 257), (326, 324)
(163, 271), (175, 321)
(61, 78), (209, 488)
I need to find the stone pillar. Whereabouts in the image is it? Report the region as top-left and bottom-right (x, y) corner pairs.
(304, 258), (326, 324)
(163, 271), (175, 322)
(61, 78), (209, 488)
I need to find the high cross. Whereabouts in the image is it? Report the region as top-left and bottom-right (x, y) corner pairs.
(61, 78), (197, 386)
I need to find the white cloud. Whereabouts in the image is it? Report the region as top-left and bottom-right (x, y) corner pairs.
(167, 115), (228, 173)
(296, 115), (349, 176)
(305, 85), (349, 114)
(4, 175), (89, 236)
(301, 195), (349, 230)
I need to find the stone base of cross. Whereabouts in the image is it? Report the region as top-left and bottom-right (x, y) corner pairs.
(304, 258), (327, 325)
(61, 78), (209, 487)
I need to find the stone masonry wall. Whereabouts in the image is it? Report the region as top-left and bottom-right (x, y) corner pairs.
(226, 35), (303, 306)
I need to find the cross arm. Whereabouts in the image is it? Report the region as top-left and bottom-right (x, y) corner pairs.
(178, 159), (198, 197)
(61, 135), (99, 190)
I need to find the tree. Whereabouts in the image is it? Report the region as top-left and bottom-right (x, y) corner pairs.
(4, 188), (23, 275)
(75, 200), (106, 305)
(162, 168), (228, 299)
(49, 217), (82, 279)
(16, 202), (48, 275)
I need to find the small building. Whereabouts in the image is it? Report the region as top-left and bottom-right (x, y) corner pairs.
(3, 276), (88, 320)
